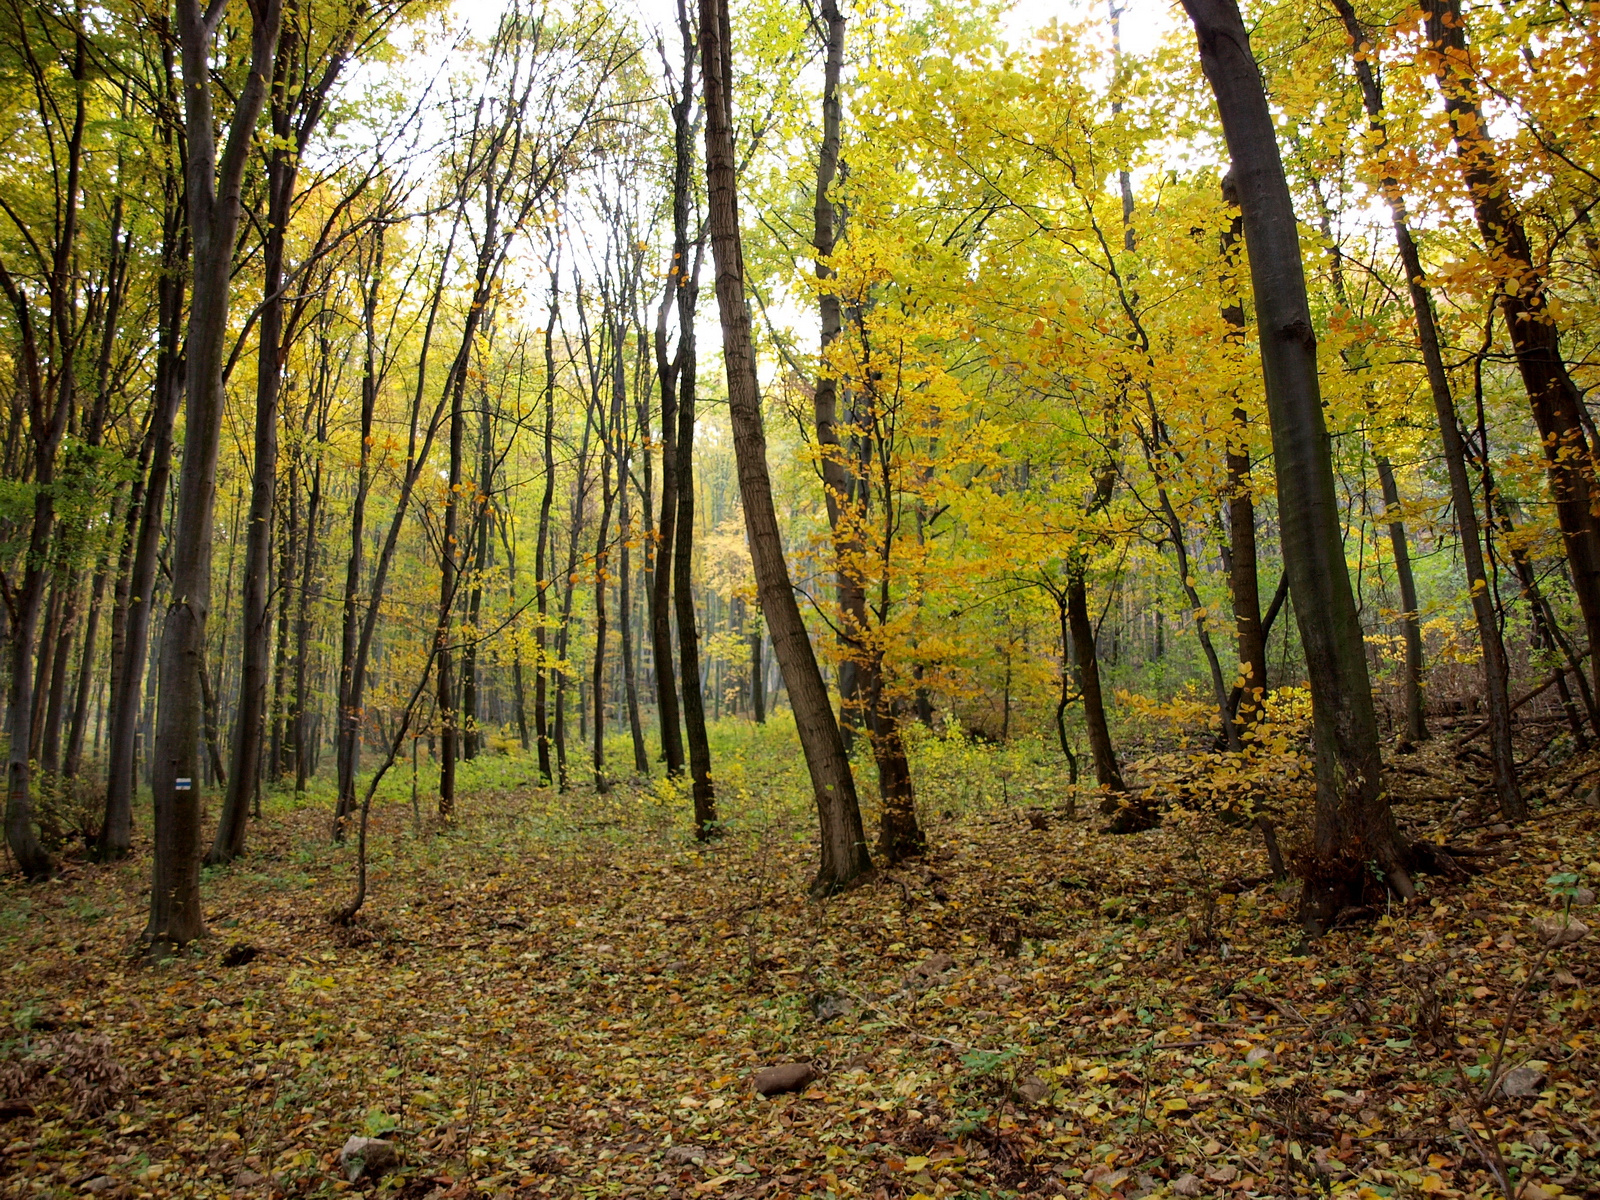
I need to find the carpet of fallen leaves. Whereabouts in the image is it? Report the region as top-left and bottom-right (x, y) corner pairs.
(3, 719), (1599, 1200)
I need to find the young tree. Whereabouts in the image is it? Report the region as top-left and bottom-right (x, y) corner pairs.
(701, 0), (871, 891)
(1181, 0), (1408, 930)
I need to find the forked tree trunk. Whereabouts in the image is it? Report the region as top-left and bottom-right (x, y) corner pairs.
(1182, 0), (1407, 931)
(702, 0), (871, 890)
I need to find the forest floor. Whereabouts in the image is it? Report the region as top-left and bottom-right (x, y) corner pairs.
(2, 719), (1599, 1200)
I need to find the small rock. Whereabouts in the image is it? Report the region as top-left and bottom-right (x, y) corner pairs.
(339, 1135), (399, 1182)
(751, 1063), (817, 1096)
(1572, 886), (1596, 907)
(1489, 823), (1513, 835)
(1498, 1064), (1547, 1098)
(663, 1145), (707, 1165)
(1172, 1174), (1203, 1197)
(81, 1179), (116, 1194)
(1015, 1074), (1050, 1104)
(1532, 914), (1590, 946)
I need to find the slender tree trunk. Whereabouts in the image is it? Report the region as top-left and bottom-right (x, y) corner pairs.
(499, 510), (531, 752)
(215, 86), (291, 859)
(1218, 198), (1268, 736)
(292, 439), (323, 794)
(1419, 0), (1600, 698)
(65, 542), (112, 776)
(38, 576), (77, 773)
(101, 212), (184, 858)
(1183, 0), (1407, 932)
(702, 0), (870, 888)
(1066, 554), (1125, 793)
(534, 256), (559, 784)
(1332, 0), (1518, 814)
(1373, 456), (1428, 743)
(650, 24), (692, 777)
(673, 261), (715, 833)
(270, 457), (297, 781)
(591, 391), (616, 794)
(618, 398), (649, 776)
(751, 619), (765, 724)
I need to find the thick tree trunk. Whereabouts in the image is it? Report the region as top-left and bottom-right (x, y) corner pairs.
(702, 0), (870, 889)
(1182, 0), (1406, 931)
(148, 0), (282, 948)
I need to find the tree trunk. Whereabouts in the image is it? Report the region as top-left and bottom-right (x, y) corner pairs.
(101, 197), (185, 858)
(1182, 0), (1407, 931)
(148, 0), (282, 948)
(650, 17), (693, 778)
(1218, 198), (1268, 736)
(618, 389), (649, 776)
(674, 306), (715, 830)
(702, 0), (871, 889)
(1066, 554), (1125, 793)
(534, 254), (560, 784)
(1373, 456), (1429, 744)
(1420, 0), (1600, 699)
(214, 47), (293, 859)
(1333, 0), (1518, 815)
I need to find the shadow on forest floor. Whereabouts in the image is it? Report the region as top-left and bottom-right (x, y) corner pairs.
(3, 718), (1599, 1200)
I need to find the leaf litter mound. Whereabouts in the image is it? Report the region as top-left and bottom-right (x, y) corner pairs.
(3, 735), (1599, 1200)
